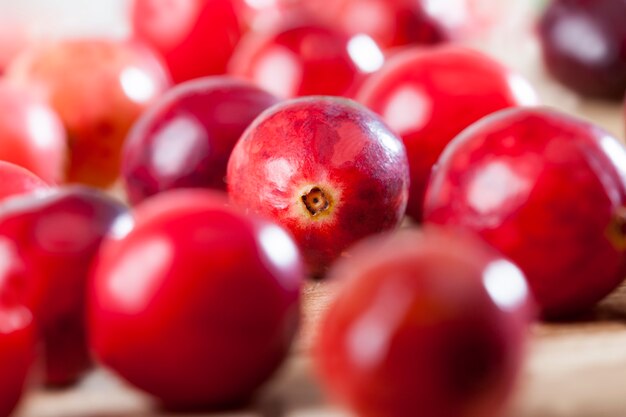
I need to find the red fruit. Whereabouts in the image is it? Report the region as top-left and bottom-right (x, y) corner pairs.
(319, 0), (449, 50)
(89, 190), (303, 409)
(539, 0), (626, 100)
(357, 46), (538, 221)
(0, 161), (49, 201)
(0, 81), (65, 184)
(424, 107), (626, 317)
(227, 96), (409, 276)
(122, 76), (280, 205)
(7, 39), (171, 188)
(0, 187), (128, 385)
(229, 23), (384, 98)
(315, 228), (532, 417)
(0, 254), (35, 417)
(132, 0), (242, 83)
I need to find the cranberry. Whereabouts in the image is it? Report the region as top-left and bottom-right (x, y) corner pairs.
(227, 96), (409, 276)
(132, 0), (242, 83)
(424, 107), (626, 317)
(357, 46), (538, 221)
(122, 76), (280, 205)
(0, 81), (65, 184)
(228, 22), (384, 98)
(319, 0), (449, 50)
(89, 190), (303, 409)
(0, 260), (35, 417)
(539, 0), (626, 100)
(0, 186), (128, 386)
(0, 161), (49, 201)
(315, 228), (532, 417)
(7, 39), (171, 188)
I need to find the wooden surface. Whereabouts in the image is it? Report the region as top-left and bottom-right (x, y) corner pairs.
(12, 29), (626, 417)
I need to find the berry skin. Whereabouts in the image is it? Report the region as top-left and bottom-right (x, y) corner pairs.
(227, 96), (409, 277)
(315, 228), (533, 417)
(0, 161), (50, 201)
(89, 190), (303, 410)
(424, 107), (626, 317)
(122, 76), (280, 205)
(357, 45), (538, 221)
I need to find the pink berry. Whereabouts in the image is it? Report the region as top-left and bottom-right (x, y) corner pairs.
(0, 81), (65, 184)
(316, 228), (532, 417)
(0, 186), (128, 385)
(227, 96), (409, 276)
(122, 76), (280, 205)
(424, 107), (626, 317)
(7, 39), (170, 188)
(89, 190), (303, 409)
(132, 0), (242, 83)
(357, 45), (538, 221)
(229, 22), (383, 98)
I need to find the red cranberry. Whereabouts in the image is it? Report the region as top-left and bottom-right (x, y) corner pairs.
(7, 39), (171, 188)
(0, 186), (128, 386)
(132, 0), (242, 83)
(539, 0), (626, 100)
(228, 23), (384, 98)
(320, 0), (449, 50)
(122, 76), (280, 205)
(357, 46), (538, 221)
(227, 96), (409, 276)
(0, 265), (35, 417)
(89, 190), (303, 409)
(0, 161), (49, 201)
(424, 107), (626, 317)
(315, 228), (532, 417)
(0, 81), (65, 184)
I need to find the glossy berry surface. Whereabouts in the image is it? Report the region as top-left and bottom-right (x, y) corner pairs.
(132, 0), (242, 83)
(357, 46), (538, 221)
(0, 81), (65, 184)
(228, 96), (409, 276)
(539, 0), (626, 100)
(122, 76), (279, 205)
(7, 39), (170, 188)
(424, 107), (626, 317)
(319, 0), (449, 50)
(0, 261), (35, 417)
(229, 23), (383, 98)
(89, 190), (303, 409)
(0, 187), (128, 386)
(316, 228), (532, 417)
(0, 161), (49, 201)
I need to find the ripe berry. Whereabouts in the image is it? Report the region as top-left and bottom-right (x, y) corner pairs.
(89, 190), (303, 409)
(424, 107), (626, 317)
(316, 228), (532, 417)
(539, 0), (626, 100)
(0, 161), (49, 201)
(227, 96), (409, 276)
(132, 0), (242, 83)
(357, 45), (538, 221)
(122, 76), (279, 205)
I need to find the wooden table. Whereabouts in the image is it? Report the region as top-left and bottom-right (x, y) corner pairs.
(13, 35), (626, 417)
